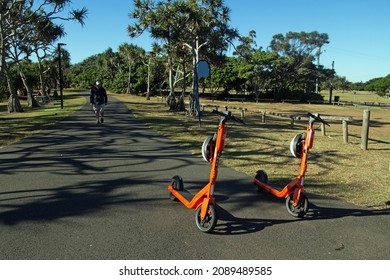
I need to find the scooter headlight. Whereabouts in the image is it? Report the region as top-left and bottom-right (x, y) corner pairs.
(201, 134), (216, 163)
(290, 133), (306, 158)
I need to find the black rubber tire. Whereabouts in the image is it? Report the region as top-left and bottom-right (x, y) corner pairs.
(171, 175), (183, 190)
(254, 170), (268, 192)
(169, 176), (183, 201)
(195, 204), (217, 233)
(285, 193), (309, 218)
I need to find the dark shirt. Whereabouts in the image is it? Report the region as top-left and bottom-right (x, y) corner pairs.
(90, 86), (108, 105)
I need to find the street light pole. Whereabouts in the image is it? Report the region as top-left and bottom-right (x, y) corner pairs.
(315, 46), (321, 94)
(58, 43), (67, 109)
(329, 60), (334, 104)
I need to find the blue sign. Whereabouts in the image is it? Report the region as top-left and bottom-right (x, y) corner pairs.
(195, 60), (210, 127)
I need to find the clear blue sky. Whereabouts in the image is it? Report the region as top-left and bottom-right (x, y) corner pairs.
(59, 0), (390, 83)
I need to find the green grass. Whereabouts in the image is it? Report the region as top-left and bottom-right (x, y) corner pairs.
(321, 89), (390, 104)
(0, 90), (86, 147)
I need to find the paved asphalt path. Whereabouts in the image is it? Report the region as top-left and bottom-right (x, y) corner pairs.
(1, 92), (389, 260)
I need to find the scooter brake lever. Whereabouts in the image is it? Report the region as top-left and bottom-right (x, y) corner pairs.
(232, 116), (245, 124)
(308, 112), (330, 126)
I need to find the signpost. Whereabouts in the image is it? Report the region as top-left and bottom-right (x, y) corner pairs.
(194, 59), (210, 127)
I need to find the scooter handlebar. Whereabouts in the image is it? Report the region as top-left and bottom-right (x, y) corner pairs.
(307, 112), (330, 126)
(212, 110), (245, 124)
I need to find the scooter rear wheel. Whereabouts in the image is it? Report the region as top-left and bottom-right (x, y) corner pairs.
(169, 175), (183, 201)
(195, 204), (217, 233)
(254, 170), (268, 192)
(285, 193), (308, 218)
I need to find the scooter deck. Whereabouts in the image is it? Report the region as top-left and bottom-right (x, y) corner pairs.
(266, 183), (283, 192)
(255, 179), (285, 193)
(255, 179), (283, 192)
(175, 188), (195, 201)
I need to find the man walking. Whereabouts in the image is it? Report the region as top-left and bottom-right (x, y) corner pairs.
(90, 81), (108, 123)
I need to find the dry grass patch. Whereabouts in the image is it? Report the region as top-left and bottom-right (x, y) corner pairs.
(113, 92), (390, 209)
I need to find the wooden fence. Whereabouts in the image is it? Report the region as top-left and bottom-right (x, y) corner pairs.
(257, 110), (352, 143)
(157, 97), (357, 144)
(320, 115), (352, 144)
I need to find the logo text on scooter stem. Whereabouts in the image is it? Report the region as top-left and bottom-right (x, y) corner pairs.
(210, 184), (215, 195)
(214, 153), (221, 167)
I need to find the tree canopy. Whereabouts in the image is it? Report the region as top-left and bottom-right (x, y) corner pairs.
(0, 0), (87, 112)
(2, 0), (388, 114)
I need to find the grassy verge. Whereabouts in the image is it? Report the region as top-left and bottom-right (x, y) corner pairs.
(1, 89), (389, 209)
(113, 91), (390, 209)
(0, 90), (86, 148)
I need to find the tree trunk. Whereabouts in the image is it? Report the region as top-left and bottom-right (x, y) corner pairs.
(18, 62), (39, 108)
(190, 55), (197, 114)
(36, 54), (49, 98)
(178, 60), (186, 111)
(3, 60), (23, 113)
(181, 59), (187, 96)
(127, 58), (132, 94)
(167, 56), (176, 110)
(7, 92), (24, 113)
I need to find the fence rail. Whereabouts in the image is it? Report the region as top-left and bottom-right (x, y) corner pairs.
(320, 115), (353, 143)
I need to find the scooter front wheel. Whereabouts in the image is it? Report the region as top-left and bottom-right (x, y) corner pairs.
(285, 193), (308, 218)
(195, 204), (217, 233)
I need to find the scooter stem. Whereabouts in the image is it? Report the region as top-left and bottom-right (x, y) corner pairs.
(199, 122), (226, 219)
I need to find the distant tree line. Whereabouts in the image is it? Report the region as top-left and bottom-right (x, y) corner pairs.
(65, 31), (389, 102)
(361, 75), (390, 96)
(2, 0), (389, 114)
(66, 0), (389, 106)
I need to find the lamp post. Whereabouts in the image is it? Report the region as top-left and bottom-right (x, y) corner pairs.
(58, 43), (67, 109)
(329, 60), (334, 104)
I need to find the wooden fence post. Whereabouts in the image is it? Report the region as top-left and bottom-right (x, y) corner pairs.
(321, 115), (352, 143)
(361, 110), (370, 150)
(342, 120), (349, 144)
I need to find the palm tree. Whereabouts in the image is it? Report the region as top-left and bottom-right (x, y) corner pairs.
(128, 0), (238, 112)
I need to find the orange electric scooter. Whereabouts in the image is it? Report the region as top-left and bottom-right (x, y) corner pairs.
(168, 110), (244, 233)
(253, 112), (329, 218)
